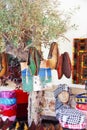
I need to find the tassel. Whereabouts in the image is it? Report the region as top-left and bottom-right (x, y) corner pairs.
(24, 123), (29, 130)
(15, 121), (20, 130)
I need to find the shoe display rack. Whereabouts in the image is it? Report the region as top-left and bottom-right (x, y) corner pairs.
(72, 38), (87, 84)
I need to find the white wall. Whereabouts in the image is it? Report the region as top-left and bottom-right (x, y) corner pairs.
(43, 0), (87, 87)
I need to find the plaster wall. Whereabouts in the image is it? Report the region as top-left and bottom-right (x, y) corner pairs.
(42, 0), (87, 88)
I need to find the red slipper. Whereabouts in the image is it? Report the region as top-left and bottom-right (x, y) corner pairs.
(63, 52), (72, 78)
(57, 54), (63, 79)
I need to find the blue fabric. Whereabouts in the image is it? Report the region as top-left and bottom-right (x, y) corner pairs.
(21, 69), (31, 76)
(21, 68), (33, 92)
(54, 84), (69, 98)
(39, 68), (52, 86)
(0, 98), (16, 105)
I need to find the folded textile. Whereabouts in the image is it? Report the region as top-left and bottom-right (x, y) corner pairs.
(0, 98), (16, 105)
(0, 90), (16, 98)
(54, 84), (87, 129)
(59, 119), (86, 130)
(1, 115), (16, 121)
(54, 84), (69, 98)
(0, 104), (17, 111)
(76, 104), (87, 111)
(1, 109), (16, 117)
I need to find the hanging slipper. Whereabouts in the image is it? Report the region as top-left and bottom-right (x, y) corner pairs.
(20, 62), (33, 92)
(62, 52), (72, 78)
(27, 47), (42, 75)
(57, 54), (63, 79)
(0, 52), (8, 86)
(47, 42), (59, 69)
(0, 52), (7, 77)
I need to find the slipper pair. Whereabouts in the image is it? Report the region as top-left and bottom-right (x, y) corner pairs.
(57, 52), (72, 79)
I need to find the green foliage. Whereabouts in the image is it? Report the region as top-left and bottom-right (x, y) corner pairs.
(0, 0), (75, 52)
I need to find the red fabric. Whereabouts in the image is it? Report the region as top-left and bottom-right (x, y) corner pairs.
(2, 109), (16, 117)
(76, 104), (87, 111)
(59, 120), (86, 129)
(0, 104), (17, 111)
(16, 103), (28, 119)
(15, 90), (28, 104)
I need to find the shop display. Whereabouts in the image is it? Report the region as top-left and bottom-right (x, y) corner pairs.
(0, 90), (17, 122)
(54, 84), (87, 130)
(0, 39), (87, 130)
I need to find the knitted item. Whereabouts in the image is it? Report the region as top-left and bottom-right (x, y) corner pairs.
(75, 93), (87, 104)
(54, 84), (69, 98)
(1, 115), (16, 121)
(0, 104), (16, 111)
(0, 98), (16, 105)
(1, 109), (16, 117)
(0, 90), (16, 98)
(54, 84), (87, 129)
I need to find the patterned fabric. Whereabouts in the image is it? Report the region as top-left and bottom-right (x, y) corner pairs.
(0, 98), (16, 105)
(76, 103), (87, 111)
(0, 90), (16, 98)
(21, 68), (33, 92)
(1, 115), (16, 121)
(39, 68), (52, 86)
(54, 84), (87, 129)
(59, 120), (86, 130)
(0, 104), (16, 111)
(75, 93), (87, 104)
(0, 91), (17, 122)
(33, 75), (42, 91)
(54, 84), (69, 98)
(28, 91), (44, 126)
